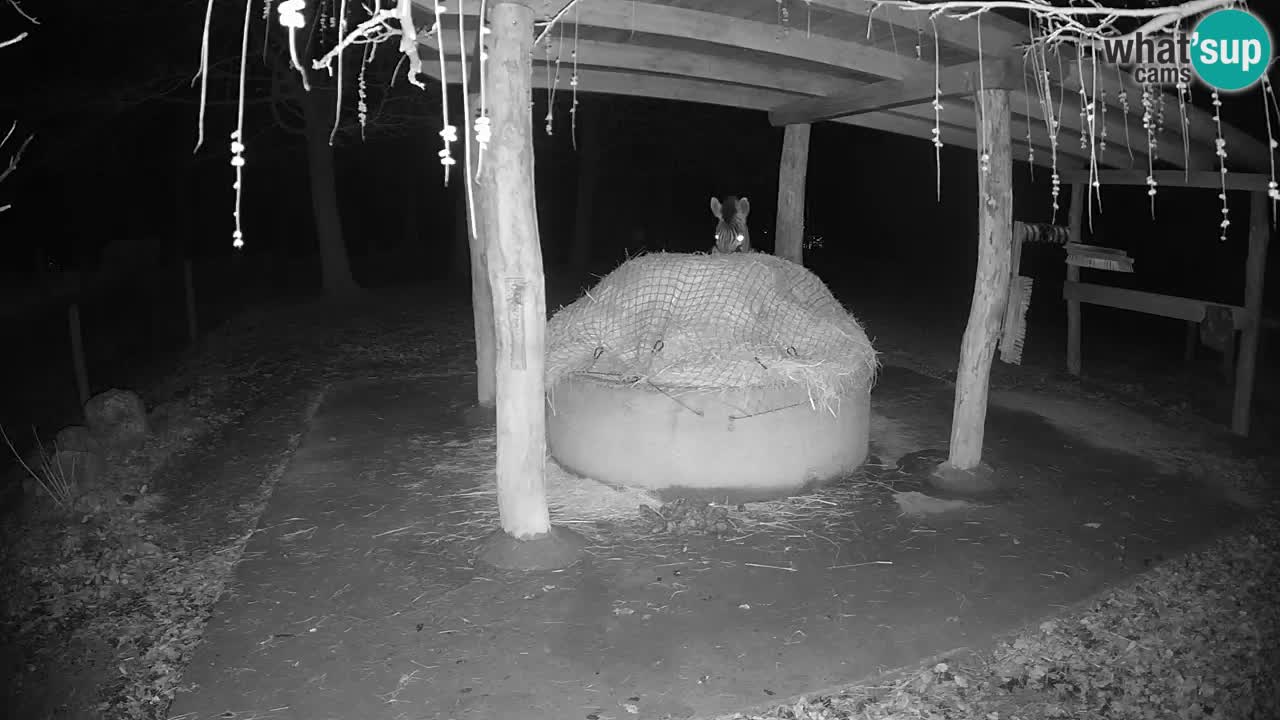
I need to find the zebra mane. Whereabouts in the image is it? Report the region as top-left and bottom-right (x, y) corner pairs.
(719, 196), (741, 223)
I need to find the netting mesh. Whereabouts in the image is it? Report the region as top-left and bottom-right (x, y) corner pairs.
(546, 252), (878, 411)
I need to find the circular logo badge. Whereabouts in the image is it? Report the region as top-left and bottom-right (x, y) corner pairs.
(1191, 9), (1272, 92)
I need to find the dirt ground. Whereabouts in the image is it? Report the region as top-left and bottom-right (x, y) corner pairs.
(167, 363), (1251, 720)
(3, 271), (1274, 720)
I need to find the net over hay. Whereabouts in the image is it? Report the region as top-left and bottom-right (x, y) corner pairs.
(547, 252), (878, 410)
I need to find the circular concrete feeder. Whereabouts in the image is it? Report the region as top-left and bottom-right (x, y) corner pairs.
(546, 375), (871, 494)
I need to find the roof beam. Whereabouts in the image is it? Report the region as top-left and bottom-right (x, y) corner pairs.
(422, 1), (1241, 170)
(811, 2), (1242, 170)
(425, 0), (915, 81)
(419, 57), (1083, 170)
(552, 3), (1150, 169)
(769, 56), (1024, 125)
(424, 33), (1131, 169)
(1060, 169), (1274, 191)
(426, 31), (848, 98)
(807, 0), (1029, 56)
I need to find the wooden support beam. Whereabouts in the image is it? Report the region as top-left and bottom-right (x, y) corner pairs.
(811, 3), (1220, 170)
(429, 32), (855, 99)
(421, 58), (1093, 171)
(1232, 192), (1272, 436)
(1060, 169), (1275, 191)
(489, 0), (915, 81)
(427, 6), (1144, 169)
(1063, 281), (1247, 326)
(774, 123), (810, 265)
(475, 1), (556, 556)
(810, 0), (1028, 56)
(769, 57), (1023, 126)
(464, 20), (496, 408)
(947, 88), (1013, 474)
(1066, 183), (1085, 376)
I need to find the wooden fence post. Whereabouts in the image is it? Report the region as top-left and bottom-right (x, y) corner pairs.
(1231, 192), (1271, 435)
(68, 303), (90, 409)
(1066, 183), (1085, 376)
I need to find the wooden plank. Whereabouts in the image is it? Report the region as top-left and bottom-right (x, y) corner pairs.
(1060, 169), (1274, 191)
(769, 57), (1023, 125)
(1066, 183), (1084, 376)
(774, 123), (810, 264)
(947, 87), (1013, 472)
(1232, 192), (1272, 436)
(1063, 281), (1248, 326)
(480, 0), (552, 542)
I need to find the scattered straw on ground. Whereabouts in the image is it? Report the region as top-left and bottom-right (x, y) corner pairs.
(401, 424), (891, 559)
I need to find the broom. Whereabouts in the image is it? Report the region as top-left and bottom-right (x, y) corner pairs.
(1000, 223), (1034, 365)
(1000, 275), (1033, 365)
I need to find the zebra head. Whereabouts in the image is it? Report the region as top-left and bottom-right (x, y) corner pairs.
(710, 195), (751, 253)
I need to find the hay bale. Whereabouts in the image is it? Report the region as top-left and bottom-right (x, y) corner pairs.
(547, 252), (877, 412)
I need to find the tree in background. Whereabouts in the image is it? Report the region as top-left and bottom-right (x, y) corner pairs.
(0, 0), (36, 214)
(4, 0), (441, 295)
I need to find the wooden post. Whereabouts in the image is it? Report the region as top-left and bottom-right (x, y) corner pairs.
(479, 0), (552, 542)
(1222, 330), (1237, 381)
(1231, 192), (1271, 436)
(945, 88), (1013, 474)
(774, 123), (810, 264)
(1066, 183), (1085, 376)
(183, 258), (198, 343)
(464, 13), (496, 408)
(68, 303), (90, 409)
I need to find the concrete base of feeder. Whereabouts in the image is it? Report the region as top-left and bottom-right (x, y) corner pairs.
(545, 375), (870, 495)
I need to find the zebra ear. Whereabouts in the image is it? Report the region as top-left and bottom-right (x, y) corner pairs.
(737, 197), (750, 217)
(710, 196), (723, 219)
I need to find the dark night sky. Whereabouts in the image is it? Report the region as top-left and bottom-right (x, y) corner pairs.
(1, 1), (1277, 314)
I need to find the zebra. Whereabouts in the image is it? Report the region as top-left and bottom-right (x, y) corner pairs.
(710, 195), (751, 253)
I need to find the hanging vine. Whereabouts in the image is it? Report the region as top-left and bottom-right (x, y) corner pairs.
(196, 0), (1274, 250)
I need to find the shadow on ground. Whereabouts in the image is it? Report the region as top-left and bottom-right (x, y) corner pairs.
(170, 365), (1248, 720)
